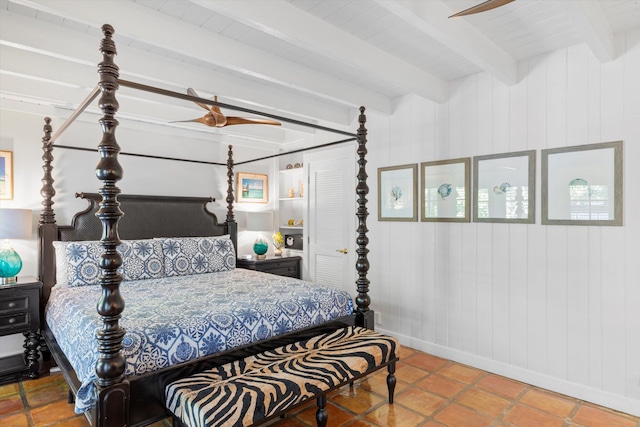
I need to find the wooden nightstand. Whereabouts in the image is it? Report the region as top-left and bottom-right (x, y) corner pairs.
(236, 255), (302, 279)
(0, 276), (42, 382)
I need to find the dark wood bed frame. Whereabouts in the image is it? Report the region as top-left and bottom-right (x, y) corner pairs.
(37, 24), (371, 427)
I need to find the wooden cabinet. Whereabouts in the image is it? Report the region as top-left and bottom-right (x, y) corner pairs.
(236, 256), (301, 279)
(0, 277), (42, 382)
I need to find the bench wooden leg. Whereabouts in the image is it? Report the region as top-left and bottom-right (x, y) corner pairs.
(387, 362), (397, 404)
(316, 393), (328, 427)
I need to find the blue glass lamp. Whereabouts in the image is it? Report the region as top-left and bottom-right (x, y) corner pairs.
(0, 208), (32, 284)
(247, 211), (273, 260)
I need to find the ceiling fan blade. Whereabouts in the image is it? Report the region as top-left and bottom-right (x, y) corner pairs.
(225, 116), (282, 126)
(449, 0), (515, 18)
(186, 88), (212, 112)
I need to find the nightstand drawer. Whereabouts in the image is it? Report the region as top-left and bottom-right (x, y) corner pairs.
(0, 313), (29, 331)
(263, 266), (298, 278)
(0, 295), (30, 313)
(0, 277), (42, 381)
(236, 256), (302, 279)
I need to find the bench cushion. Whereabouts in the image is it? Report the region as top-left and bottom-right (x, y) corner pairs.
(166, 326), (399, 427)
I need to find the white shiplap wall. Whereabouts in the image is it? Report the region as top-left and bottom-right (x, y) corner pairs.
(367, 28), (640, 416)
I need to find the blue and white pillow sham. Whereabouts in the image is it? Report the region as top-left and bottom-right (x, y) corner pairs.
(158, 235), (235, 277)
(56, 235), (236, 286)
(64, 239), (165, 287)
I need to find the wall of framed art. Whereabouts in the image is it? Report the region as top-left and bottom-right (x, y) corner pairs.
(362, 36), (640, 417)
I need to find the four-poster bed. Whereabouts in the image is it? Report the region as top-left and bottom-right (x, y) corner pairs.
(37, 24), (373, 427)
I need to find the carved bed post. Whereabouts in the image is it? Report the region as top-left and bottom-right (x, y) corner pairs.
(39, 117), (56, 302)
(94, 24), (129, 427)
(355, 107), (373, 329)
(226, 145), (238, 253)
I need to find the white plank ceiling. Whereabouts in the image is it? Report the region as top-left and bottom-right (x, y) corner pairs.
(1, 0), (640, 145)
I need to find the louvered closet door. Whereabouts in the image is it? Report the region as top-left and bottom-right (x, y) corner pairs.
(307, 146), (355, 293)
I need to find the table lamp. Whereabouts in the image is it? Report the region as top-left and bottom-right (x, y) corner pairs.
(0, 208), (32, 284)
(247, 211), (273, 260)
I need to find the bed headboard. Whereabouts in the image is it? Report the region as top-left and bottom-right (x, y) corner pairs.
(39, 192), (237, 307)
(58, 193), (227, 241)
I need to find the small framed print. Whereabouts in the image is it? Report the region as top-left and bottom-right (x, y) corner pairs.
(542, 141), (622, 226)
(473, 150), (536, 223)
(0, 150), (13, 200)
(378, 164), (418, 222)
(421, 158), (470, 222)
(236, 172), (268, 203)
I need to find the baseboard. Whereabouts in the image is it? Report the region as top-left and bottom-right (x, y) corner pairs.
(377, 328), (640, 418)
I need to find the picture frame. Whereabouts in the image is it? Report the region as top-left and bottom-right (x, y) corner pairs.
(0, 150), (13, 200)
(236, 172), (268, 203)
(542, 141), (623, 226)
(378, 163), (418, 222)
(420, 158), (470, 222)
(473, 150), (536, 223)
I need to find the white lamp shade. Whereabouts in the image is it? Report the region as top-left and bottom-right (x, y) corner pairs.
(0, 208), (33, 239)
(246, 211), (273, 232)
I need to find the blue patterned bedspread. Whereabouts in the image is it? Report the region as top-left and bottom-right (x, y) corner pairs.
(45, 269), (354, 413)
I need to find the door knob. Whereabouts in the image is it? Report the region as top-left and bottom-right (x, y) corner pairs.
(336, 248), (348, 254)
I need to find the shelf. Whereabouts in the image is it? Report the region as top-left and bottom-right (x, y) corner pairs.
(279, 197), (304, 201)
(280, 225), (303, 230)
(280, 167), (303, 174)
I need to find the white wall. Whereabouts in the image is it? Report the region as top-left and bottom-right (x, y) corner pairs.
(368, 28), (640, 416)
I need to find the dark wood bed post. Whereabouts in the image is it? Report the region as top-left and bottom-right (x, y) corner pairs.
(226, 145), (238, 253)
(39, 117), (56, 303)
(355, 107), (373, 329)
(93, 24), (129, 427)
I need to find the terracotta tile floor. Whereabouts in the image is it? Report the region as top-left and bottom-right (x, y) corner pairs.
(1, 346), (639, 427)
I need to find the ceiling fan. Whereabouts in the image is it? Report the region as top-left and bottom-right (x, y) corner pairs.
(175, 88), (281, 128)
(449, 0), (515, 18)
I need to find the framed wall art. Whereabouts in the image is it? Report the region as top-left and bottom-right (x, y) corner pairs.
(421, 158), (470, 222)
(378, 163), (418, 221)
(236, 172), (268, 203)
(473, 150), (536, 223)
(542, 141), (623, 226)
(0, 150), (13, 200)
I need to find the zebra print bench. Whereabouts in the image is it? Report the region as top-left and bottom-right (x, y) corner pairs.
(165, 326), (399, 427)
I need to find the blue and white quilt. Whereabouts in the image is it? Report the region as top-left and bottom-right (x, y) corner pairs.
(45, 269), (354, 413)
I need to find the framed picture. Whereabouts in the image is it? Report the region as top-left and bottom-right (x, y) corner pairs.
(421, 158), (470, 222)
(378, 164), (418, 221)
(473, 150), (536, 223)
(236, 172), (268, 203)
(0, 150), (13, 200)
(542, 141), (622, 226)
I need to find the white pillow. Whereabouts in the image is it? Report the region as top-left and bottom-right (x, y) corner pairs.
(52, 241), (69, 286)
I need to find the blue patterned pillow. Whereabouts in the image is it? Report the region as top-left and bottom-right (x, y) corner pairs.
(65, 239), (165, 287)
(158, 235), (235, 277)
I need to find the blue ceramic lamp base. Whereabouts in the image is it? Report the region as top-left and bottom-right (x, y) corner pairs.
(253, 237), (269, 260)
(0, 244), (23, 285)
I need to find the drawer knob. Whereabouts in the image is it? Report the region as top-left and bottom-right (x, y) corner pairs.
(8, 302), (16, 308)
(8, 317), (16, 324)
